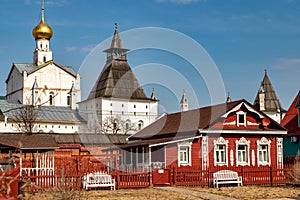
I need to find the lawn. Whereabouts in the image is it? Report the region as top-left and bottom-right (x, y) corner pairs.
(30, 185), (300, 200)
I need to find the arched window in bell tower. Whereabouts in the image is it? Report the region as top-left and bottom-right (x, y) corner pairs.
(43, 56), (46, 63)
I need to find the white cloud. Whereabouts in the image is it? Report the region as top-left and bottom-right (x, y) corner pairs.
(156, 0), (203, 4)
(65, 46), (77, 52)
(24, 0), (69, 7)
(46, 0), (70, 7)
(80, 45), (96, 53)
(273, 58), (300, 70)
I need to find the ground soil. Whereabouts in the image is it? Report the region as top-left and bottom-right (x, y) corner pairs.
(189, 185), (300, 200)
(29, 185), (300, 200)
(30, 188), (199, 200)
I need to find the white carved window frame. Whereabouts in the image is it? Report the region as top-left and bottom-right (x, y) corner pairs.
(177, 141), (192, 167)
(202, 136), (209, 170)
(257, 137), (271, 166)
(213, 137), (229, 166)
(235, 137), (250, 166)
(237, 111), (247, 127)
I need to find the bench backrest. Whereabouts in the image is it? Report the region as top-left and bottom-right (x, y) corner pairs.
(84, 172), (113, 184)
(213, 170), (239, 180)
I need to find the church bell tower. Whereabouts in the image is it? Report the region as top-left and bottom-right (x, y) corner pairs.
(32, 0), (53, 65)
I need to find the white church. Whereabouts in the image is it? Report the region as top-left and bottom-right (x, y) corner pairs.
(0, 2), (159, 135)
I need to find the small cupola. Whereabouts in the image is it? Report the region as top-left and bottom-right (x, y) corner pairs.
(32, 0), (53, 40)
(103, 23), (129, 62)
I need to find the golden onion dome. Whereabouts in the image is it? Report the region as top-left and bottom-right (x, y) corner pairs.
(32, 19), (53, 40)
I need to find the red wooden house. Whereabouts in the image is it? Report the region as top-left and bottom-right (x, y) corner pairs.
(111, 99), (286, 173)
(281, 91), (300, 160)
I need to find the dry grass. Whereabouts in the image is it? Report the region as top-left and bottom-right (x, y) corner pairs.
(31, 188), (200, 200)
(189, 185), (300, 200)
(29, 185), (300, 200)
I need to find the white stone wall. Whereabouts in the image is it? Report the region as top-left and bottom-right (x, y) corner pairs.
(78, 97), (158, 134)
(7, 63), (80, 107)
(22, 63), (80, 107)
(6, 67), (24, 103)
(0, 120), (80, 134)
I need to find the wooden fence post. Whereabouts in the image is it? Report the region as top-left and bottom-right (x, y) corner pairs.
(117, 171), (120, 190)
(148, 170), (151, 187)
(207, 169), (210, 187)
(173, 167), (176, 185)
(270, 167), (273, 186)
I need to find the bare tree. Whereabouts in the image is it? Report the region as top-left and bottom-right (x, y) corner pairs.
(101, 115), (137, 135)
(13, 105), (39, 135)
(4, 92), (59, 135)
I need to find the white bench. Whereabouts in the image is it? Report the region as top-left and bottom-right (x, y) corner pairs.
(212, 170), (243, 188)
(82, 172), (115, 190)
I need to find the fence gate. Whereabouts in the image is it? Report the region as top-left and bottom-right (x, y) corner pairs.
(152, 168), (171, 186)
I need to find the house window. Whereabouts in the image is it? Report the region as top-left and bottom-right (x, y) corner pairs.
(214, 137), (228, 166)
(257, 137), (271, 166)
(235, 137), (250, 166)
(237, 145), (247, 163)
(237, 111), (246, 127)
(177, 142), (192, 166)
(216, 145), (226, 163)
(179, 147), (189, 163)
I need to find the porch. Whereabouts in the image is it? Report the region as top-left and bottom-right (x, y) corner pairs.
(105, 145), (166, 172)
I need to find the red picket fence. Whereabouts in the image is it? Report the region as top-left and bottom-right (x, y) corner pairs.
(111, 171), (151, 189)
(160, 165), (294, 187)
(10, 156), (296, 192)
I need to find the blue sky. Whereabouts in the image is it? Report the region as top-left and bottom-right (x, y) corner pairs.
(0, 0), (300, 113)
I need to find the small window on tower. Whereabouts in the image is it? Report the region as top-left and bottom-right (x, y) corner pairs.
(43, 56), (46, 62)
(67, 96), (70, 106)
(49, 95), (53, 105)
